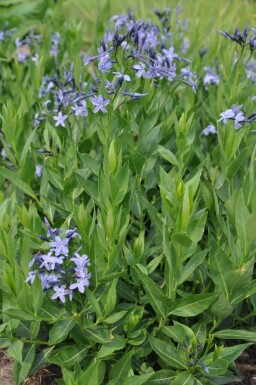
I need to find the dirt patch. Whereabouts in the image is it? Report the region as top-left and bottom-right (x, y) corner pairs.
(0, 349), (61, 385)
(233, 345), (256, 385)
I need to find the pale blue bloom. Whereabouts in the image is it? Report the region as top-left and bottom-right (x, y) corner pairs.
(202, 123), (217, 136)
(53, 111), (68, 127)
(70, 275), (91, 293)
(51, 285), (70, 303)
(49, 236), (69, 256)
(91, 95), (110, 113)
(218, 109), (235, 124)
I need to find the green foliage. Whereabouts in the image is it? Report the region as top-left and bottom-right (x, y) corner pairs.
(0, 0), (256, 384)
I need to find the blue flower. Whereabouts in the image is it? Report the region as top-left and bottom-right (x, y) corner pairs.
(51, 285), (70, 303)
(49, 236), (69, 256)
(90, 95), (110, 113)
(202, 123), (217, 136)
(53, 111), (68, 127)
(70, 275), (91, 293)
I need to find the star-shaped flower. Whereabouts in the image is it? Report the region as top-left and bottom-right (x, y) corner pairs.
(53, 111), (68, 127)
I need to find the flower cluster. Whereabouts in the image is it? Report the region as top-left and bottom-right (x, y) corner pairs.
(202, 103), (256, 135)
(180, 344), (209, 374)
(246, 59), (256, 83)
(218, 104), (246, 129)
(26, 218), (91, 303)
(15, 29), (42, 64)
(0, 22), (16, 42)
(86, 7), (197, 89)
(35, 7), (197, 130)
(14, 30), (60, 65)
(218, 26), (256, 52)
(203, 66), (220, 90)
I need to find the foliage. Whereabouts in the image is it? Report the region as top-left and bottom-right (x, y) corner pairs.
(0, 0), (256, 384)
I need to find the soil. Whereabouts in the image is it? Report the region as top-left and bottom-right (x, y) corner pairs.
(0, 349), (61, 385)
(1, 346), (256, 384)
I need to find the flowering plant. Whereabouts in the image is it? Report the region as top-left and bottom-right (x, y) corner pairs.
(0, 1), (256, 385)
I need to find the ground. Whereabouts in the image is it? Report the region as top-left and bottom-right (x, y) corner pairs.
(0, 349), (60, 385)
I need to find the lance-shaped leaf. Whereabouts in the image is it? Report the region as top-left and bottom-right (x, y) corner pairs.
(78, 360), (106, 385)
(214, 329), (256, 342)
(47, 345), (89, 367)
(49, 318), (76, 345)
(149, 335), (187, 369)
(139, 272), (172, 318)
(170, 371), (195, 385)
(168, 293), (218, 317)
(0, 166), (39, 203)
(107, 373), (154, 385)
(109, 349), (134, 379)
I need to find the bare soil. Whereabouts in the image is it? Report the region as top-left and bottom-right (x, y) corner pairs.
(0, 349), (60, 385)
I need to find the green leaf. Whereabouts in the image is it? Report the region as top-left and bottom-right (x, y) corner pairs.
(19, 129), (37, 166)
(82, 326), (111, 344)
(139, 272), (171, 318)
(49, 318), (76, 345)
(97, 335), (126, 359)
(86, 288), (103, 319)
(103, 310), (127, 324)
(29, 347), (55, 375)
(44, 164), (64, 191)
(158, 145), (179, 167)
(47, 346), (89, 367)
(109, 350), (134, 379)
(61, 367), (77, 385)
(145, 369), (175, 385)
(31, 275), (44, 313)
(209, 242), (235, 300)
(214, 329), (256, 342)
(149, 335), (187, 369)
(170, 371), (195, 385)
(169, 293), (218, 317)
(79, 152), (100, 176)
(78, 360), (106, 385)
(203, 358), (228, 376)
(0, 0), (48, 19)
(235, 191), (250, 256)
(209, 343), (251, 364)
(18, 344), (35, 384)
(101, 279), (117, 318)
(0, 167), (38, 202)
(107, 373), (154, 385)
(231, 280), (256, 304)
(76, 171), (102, 208)
(4, 308), (38, 321)
(162, 324), (196, 345)
(7, 340), (23, 363)
(178, 250), (207, 284)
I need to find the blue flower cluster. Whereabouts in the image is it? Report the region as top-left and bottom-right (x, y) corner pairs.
(35, 7), (197, 129)
(0, 22), (16, 42)
(86, 7), (197, 89)
(12, 29), (60, 65)
(203, 66), (220, 90)
(202, 103), (256, 135)
(219, 26), (256, 52)
(26, 218), (91, 303)
(218, 104), (256, 129)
